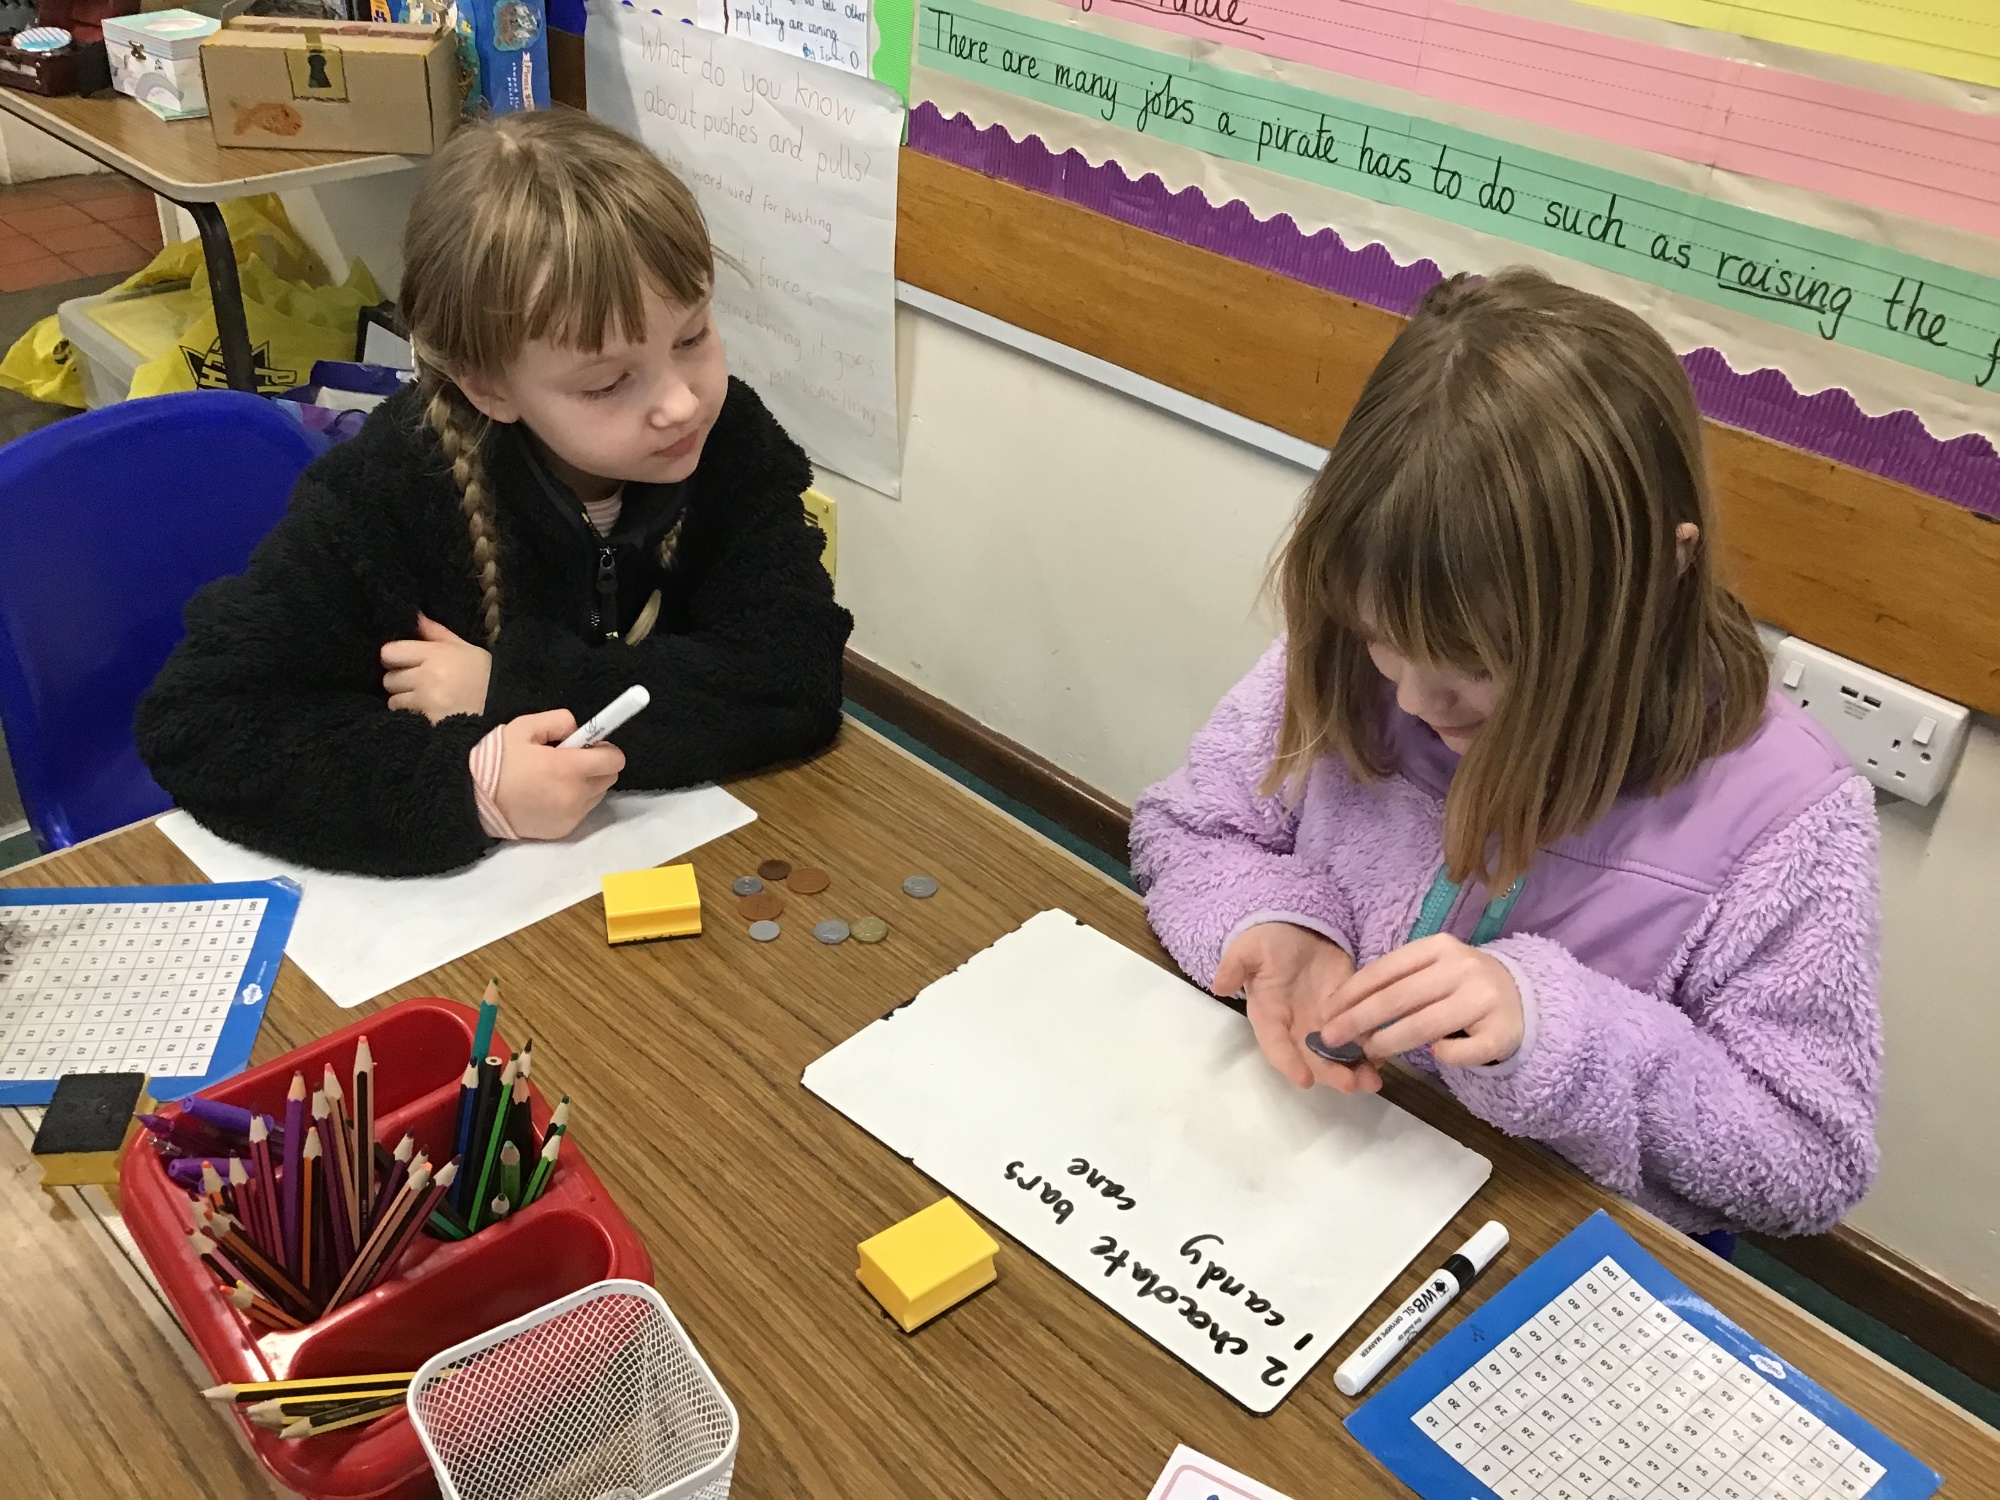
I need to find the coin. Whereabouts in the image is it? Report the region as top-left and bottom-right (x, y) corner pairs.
(731, 875), (763, 896)
(812, 919), (851, 945)
(788, 865), (830, 895)
(902, 874), (939, 899)
(757, 859), (792, 881)
(851, 916), (889, 944)
(748, 920), (781, 943)
(737, 891), (784, 922)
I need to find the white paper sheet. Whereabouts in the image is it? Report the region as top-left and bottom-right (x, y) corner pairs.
(725, 0), (872, 76)
(803, 910), (1492, 1413)
(157, 787), (755, 1008)
(589, 1), (904, 494)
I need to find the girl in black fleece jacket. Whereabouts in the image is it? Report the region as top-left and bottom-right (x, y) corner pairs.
(136, 111), (851, 877)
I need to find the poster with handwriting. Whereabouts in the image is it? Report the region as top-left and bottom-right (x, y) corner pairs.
(697, 0), (916, 93)
(589, 1), (903, 494)
(803, 910), (1491, 1413)
(917, 0), (2000, 394)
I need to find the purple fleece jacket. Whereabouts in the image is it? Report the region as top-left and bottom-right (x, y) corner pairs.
(1129, 642), (1882, 1237)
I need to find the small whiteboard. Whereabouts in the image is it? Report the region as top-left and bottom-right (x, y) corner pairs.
(803, 910), (1492, 1412)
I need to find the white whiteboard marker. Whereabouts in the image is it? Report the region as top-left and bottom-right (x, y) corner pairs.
(1334, 1221), (1509, 1396)
(558, 685), (650, 748)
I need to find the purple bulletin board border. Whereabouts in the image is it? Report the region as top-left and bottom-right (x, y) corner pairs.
(908, 104), (2000, 519)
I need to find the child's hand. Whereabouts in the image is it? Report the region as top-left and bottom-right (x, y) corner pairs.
(1214, 923), (1358, 1090)
(1313, 934), (1524, 1071)
(381, 614), (492, 723)
(491, 710), (625, 840)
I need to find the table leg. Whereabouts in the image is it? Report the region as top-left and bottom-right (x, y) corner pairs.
(182, 200), (258, 394)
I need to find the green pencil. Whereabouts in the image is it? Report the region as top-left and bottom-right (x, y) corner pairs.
(498, 1141), (521, 1210)
(521, 1131), (562, 1206)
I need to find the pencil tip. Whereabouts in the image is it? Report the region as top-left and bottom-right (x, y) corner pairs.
(201, 1384), (235, 1401)
(288, 1073), (307, 1098)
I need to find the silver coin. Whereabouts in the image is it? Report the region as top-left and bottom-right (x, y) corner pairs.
(813, 919), (851, 945)
(748, 920), (781, 942)
(902, 874), (939, 899)
(732, 875), (764, 896)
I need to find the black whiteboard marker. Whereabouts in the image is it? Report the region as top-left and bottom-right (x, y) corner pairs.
(1334, 1221), (1509, 1396)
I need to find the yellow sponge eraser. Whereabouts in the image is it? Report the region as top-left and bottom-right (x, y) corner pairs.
(601, 863), (702, 944)
(857, 1197), (999, 1332)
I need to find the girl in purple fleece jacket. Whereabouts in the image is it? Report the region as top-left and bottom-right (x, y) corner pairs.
(1130, 270), (1880, 1240)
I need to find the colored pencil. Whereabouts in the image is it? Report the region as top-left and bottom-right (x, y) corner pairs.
(497, 1141), (520, 1210)
(227, 1280), (304, 1332)
(470, 979), (499, 1064)
(352, 1036), (374, 1237)
(280, 1072), (307, 1278)
(505, 1073), (535, 1172)
(487, 1195), (511, 1222)
(200, 1161), (227, 1215)
(253, 1391), (404, 1429)
(281, 1399), (403, 1439)
(248, 1115), (281, 1258)
(299, 1131), (321, 1298)
(327, 1161), (432, 1309)
(448, 1060), (478, 1204)
(227, 1158), (257, 1244)
(457, 1055), (503, 1214)
(516, 1039), (532, 1080)
(322, 1066), (360, 1247)
(215, 1227), (313, 1318)
(204, 1372), (419, 1403)
(545, 1095), (570, 1141)
(467, 1056), (516, 1228)
(353, 1162), (455, 1300)
(521, 1131), (561, 1206)
(375, 1134), (414, 1226)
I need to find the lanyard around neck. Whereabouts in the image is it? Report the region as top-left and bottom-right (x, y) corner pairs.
(1411, 866), (1524, 946)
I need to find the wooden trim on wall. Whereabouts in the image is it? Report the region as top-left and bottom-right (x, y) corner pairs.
(895, 150), (2000, 718)
(848, 654), (2000, 1393)
(1747, 1227), (2000, 1395)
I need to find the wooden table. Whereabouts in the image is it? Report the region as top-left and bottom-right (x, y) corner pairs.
(0, 88), (408, 391)
(4, 721), (1993, 1498)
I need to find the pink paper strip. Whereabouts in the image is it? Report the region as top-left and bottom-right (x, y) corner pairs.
(1052, 0), (2000, 239)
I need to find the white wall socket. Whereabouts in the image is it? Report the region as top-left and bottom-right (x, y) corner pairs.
(1770, 636), (1969, 806)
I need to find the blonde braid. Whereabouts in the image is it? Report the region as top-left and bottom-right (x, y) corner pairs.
(422, 378), (503, 646)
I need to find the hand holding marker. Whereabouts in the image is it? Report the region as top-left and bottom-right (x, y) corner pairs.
(559, 685), (650, 748)
(1335, 1221), (1509, 1395)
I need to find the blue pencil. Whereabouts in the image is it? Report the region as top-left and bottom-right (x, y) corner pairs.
(448, 1059), (478, 1197)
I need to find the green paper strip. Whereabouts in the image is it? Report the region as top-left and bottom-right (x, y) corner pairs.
(874, 0), (915, 99)
(917, 1), (2000, 392)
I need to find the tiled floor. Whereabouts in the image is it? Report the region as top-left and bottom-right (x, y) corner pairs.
(0, 174), (164, 294)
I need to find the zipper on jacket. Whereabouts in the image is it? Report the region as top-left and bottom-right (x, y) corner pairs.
(592, 546), (619, 639)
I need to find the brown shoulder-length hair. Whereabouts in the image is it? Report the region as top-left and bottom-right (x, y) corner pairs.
(398, 109), (717, 646)
(1267, 268), (1767, 887)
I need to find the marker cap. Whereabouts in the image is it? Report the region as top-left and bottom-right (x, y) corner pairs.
(1447, 1220), (1509, 1287)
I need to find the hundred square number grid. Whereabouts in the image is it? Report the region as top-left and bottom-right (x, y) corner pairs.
(0, 881), (300, 1106)
(1347, 1212), (1940, 1500)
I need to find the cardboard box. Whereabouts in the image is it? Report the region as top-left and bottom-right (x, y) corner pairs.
(105, 9), (217, 119)
(199, 15), (457, 153)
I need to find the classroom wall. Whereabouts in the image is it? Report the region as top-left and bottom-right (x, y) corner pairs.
(816, 307), (2000, 1307)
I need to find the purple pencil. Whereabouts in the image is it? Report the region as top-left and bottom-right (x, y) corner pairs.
(373, 1135), (414, 1227)
(279, 1072), (307, 1279)
(314, 1098), (356, 1275)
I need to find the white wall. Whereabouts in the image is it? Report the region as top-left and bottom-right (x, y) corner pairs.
(0, 114), (105, 184)
(820, 306), (2000, 1307)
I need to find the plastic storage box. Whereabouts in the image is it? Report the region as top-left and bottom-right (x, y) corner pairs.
(57, 285), (193, 408)
(121, 997), (654, 1500)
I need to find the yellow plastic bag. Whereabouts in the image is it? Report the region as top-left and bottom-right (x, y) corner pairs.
(0, 312), (87, 408)
(0, 194), (380, 405)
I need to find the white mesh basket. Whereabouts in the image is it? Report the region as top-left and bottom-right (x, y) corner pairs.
(407, 1279), (738, 1500)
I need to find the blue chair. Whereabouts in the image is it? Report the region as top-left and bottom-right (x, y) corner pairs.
(0, 391), (327, 851)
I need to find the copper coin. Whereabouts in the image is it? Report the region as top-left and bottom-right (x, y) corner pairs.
(787, 866), (831, 895)
(737, 891), (784, 922)
(757, 859), (792, 881)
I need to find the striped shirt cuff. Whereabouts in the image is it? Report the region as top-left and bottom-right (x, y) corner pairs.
(469, 727), (517, 840)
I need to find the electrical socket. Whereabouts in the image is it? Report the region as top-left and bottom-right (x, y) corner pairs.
(1770, 636), (1969, 806)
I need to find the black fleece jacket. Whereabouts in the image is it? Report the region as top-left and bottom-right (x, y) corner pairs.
(136, 377), (851, 876)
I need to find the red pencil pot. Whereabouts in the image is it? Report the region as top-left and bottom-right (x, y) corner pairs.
(121, 997), (654, 1500)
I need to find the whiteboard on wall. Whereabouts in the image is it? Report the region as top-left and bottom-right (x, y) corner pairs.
(803, 909), (1493, 1412)
(586, 1), (903, 494)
